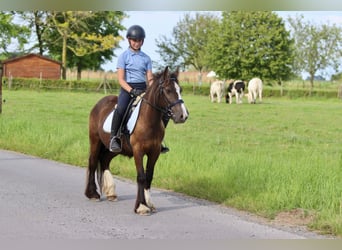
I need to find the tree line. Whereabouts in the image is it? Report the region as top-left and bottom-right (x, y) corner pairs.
(156, 11), (342, 89)
(1, 11), (342, 89)
(0, 11), (126, 80)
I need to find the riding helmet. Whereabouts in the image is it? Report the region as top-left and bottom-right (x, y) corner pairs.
(126, 25), (146, 40)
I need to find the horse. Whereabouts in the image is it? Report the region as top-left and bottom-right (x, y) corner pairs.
(247, 77), (263, 104)
(210, 80), (224, 103)
(225, 80), (245, 104)
(84, 66), (189, 215)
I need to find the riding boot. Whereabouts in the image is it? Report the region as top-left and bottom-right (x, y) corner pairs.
(161, 114), (170, 154)
(109, 111), (122, 152)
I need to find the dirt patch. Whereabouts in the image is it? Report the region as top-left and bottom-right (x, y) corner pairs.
(274, 208), (315, 226)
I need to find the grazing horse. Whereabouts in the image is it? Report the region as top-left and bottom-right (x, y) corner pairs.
(210, 80), (224, 103)
(225, 80), (245, 104)
(85, 66), (189, 215)
(247, 77), (263, 104)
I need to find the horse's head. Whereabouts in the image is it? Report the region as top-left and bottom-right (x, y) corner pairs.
(154, 66), (189, 124)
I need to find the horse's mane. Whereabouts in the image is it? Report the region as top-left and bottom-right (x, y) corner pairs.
(147, 68), (178, 94)
(145, 70), (164, 95)
(148, 71), (163, 93)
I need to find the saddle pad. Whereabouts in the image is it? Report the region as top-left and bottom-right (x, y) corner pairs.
(103, 99), (142, 134)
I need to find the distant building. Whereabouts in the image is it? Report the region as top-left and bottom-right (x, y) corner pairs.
(2, 54), (61, 80)
(305, 75), (326, 81)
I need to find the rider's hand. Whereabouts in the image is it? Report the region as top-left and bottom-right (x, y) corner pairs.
(129, 88), (144, 97)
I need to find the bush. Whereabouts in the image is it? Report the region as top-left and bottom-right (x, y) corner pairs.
(2, 77), (339, 99)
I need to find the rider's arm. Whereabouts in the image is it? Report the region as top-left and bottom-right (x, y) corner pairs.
(146, 70), (153, 86)
(117, 68), (133, 93)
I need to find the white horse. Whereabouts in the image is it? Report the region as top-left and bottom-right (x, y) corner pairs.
(210, 80), (225, 103)
(247, 77), (263, 104)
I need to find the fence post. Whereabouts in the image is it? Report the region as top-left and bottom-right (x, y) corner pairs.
(338, 84), (342, 99)
(0, 62), (3, 114)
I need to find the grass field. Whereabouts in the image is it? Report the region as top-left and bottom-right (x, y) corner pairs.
(0, 89), (341, 236)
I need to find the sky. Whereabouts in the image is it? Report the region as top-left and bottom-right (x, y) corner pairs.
(102, 11), (193, 71)
(102, 11), (342, 76)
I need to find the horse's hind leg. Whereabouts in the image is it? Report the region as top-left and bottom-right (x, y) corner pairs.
(258, 89), (262, 103)
(99, 152), (117, 201)
(85, 141), (101, 200)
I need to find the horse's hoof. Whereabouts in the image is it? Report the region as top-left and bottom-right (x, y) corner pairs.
(135, 204), (151, 216)
(150, 206), (157, 213)
(89, 197), (101, 202)
(107, 195), (118, 202)
(85, 191), (100, 201)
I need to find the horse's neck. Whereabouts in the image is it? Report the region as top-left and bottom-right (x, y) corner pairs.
(139, 93), (163, 127)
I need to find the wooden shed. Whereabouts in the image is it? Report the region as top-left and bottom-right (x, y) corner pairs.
(2, 54), (61, 80)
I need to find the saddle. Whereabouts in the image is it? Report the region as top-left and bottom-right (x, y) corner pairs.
(103, 94), (144, 135)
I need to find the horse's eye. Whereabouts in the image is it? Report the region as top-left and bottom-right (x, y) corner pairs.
(165, 87), (172, 94)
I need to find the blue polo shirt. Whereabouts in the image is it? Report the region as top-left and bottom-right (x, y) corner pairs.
(116, 48), (152, 83)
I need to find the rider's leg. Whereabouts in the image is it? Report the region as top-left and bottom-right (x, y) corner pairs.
(109, 110), (123, 152)
(109, 89), (131, 152)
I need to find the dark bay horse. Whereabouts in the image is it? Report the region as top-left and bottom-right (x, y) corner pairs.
(85, 66), (189, 215)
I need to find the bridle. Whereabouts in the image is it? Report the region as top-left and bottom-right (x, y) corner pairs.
(142, 77), (184, 118)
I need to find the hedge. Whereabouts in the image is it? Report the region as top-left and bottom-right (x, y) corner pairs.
(2, 77), (340, 99)
(2, 77), (120, 92)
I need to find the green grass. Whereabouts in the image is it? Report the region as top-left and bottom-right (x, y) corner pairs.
(0, 89), (342, 236)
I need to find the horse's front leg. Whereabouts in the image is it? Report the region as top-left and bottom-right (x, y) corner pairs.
(134, 151), (160, 215)
(134, 153), (151, 215)
(135, 173), (152, 215)
(144, 153), (159, 212)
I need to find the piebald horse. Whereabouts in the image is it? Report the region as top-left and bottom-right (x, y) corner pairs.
(85, 66), (189, 215)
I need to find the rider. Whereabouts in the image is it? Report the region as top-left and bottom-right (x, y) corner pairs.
(109, 25), (170, 153)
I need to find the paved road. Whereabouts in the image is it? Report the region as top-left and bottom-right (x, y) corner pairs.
(0, 149), (328, 239)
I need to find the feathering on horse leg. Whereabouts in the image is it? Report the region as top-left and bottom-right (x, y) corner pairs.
(102, 169), (117, 201)
(144, 155), (158, 212)
(98, 153), (117, 201)
(144, 189), (156, 212)
(136, 203), (151, 215)
(135, 169), (151, 215)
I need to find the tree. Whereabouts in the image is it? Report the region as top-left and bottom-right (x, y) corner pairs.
(205, 11), (294, 85)
(60, 11), (126, 79)
(45, 11), (123, 79)
(331, 72), (342, 82)
(0, 11), (30, 59)
(156, 12), (220, 84)
(17, 11), (125, 79)
(287, 14), (342, 91)
(16, 11), (50, 55)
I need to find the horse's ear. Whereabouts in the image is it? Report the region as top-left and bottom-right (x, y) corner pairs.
(174, 66), (180, 78)
(162, 66), (169, 79)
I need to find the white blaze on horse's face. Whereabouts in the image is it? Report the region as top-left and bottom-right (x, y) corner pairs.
(173, 81), (189, 123)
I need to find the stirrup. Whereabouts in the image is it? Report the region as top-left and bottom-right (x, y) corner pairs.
(109, 137), (121, 153)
